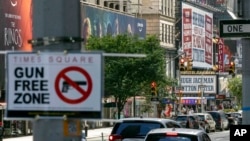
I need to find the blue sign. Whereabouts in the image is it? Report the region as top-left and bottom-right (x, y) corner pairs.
(162, 98), (173, 104)
(81, 4), (146, 40)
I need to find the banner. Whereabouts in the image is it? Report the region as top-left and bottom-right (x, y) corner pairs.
(81, 4), (146, 45)
(0, 0), (32, 51)
(182, 2), (213, 69)
(180, 75), (216, 94)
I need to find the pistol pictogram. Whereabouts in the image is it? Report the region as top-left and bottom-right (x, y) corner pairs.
(61, 81), (87, 92)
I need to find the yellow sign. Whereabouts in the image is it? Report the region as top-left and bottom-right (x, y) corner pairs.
(63, 119), (81, 136)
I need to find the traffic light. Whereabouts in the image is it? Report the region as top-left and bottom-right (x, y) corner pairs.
(179, 90), (183, 97)
(187, 58), (193, 71)
(151, 87), (157, 96)
(151, 82), (157, 96)
(179, 58), (185, 71)
(212, 65), (218, 72)
(229, 61), (235, 75)
(198, 90), (201, 97)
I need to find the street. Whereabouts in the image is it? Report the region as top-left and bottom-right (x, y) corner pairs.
(2, 127), (230, 141)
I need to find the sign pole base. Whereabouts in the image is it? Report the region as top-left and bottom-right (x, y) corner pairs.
(33, 116), (82, 141)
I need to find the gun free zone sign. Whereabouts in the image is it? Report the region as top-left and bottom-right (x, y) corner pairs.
(6, 52), (103, 119)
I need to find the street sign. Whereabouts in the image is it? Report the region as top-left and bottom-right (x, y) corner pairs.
(6, 52), (103, 119)
(151, 97), (159, 102)
(220, 20), (250, 38)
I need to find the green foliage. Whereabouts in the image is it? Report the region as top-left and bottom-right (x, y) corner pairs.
(86, 34), (174, 118)
(227, 76), (242, 107)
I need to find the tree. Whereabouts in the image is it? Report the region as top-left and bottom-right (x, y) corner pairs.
(86, 34), (171, 118)
(227, 76), (242, 109)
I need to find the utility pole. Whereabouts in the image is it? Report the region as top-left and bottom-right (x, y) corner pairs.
(31, 0), (82, 140)
(242, 0), (250, 125)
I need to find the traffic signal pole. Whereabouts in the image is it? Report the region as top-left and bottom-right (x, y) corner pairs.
(31, 1), (82, 140)
(242, 0), (250, 124)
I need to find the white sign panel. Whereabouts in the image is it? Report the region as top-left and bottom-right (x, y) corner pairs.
(219, 20), (250, 38)
(182, 2), (213, 69)
(180, 75), (216, 94)
(223, 24), (250, 33)
(6, 52), (103, 118)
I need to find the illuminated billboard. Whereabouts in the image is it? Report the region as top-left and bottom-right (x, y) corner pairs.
(182, 2), (213, 69)
(0, 0), (32, 89)
(80, 4), (146, 45)
(0, 0), (32, 51)
(180, 75), (217, 94)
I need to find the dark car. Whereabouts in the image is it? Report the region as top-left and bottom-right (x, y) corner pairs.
(207, 111), (229, 131)
(144, 128), (211, 141)
(225, 112), (238, 128)
(108, 117), (182, 141)
(175, 115), (205, 130)
(192, 113), (216, 133)
(227, 112), (242, 125)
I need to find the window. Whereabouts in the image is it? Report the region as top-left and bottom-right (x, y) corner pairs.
(145, 134), (198, 141)
(202, 133), (211, 141)
(114, 122), (162, 137)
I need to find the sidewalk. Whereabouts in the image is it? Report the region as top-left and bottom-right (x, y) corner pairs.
(85, 127), (112, 139)
(3, 127), (113, 141)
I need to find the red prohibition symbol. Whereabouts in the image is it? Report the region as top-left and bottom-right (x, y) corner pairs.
(55, 66), (93, 104)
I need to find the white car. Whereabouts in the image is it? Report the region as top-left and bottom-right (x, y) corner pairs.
(192, 113), (216, 133)
(144, 128), (211, 141)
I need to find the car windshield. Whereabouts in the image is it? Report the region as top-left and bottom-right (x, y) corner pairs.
(145, 134), (198, 141)
(176, 116), (187, 121)
(114, 122), (162, 137)
(208, 112), (219, 120)
(196, 115), (205, 121)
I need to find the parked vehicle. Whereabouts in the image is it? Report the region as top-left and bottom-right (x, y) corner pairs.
(225, 112), (238, 128)
(108, 117), (182, 141)
(192, 113), (216, 133)
(144, 128), (212, 141)
(207, 111), (229, 131)
(175, 115), (205, 131)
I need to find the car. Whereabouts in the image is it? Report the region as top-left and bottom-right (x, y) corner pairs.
(108, 117), (182, 141)
(225, 112), (238, 127)
(144, 128), (212, 141)
(175, 115), (204, 130)
(227, 112), (242, 125)
(192, 113), (216, 133)
(207, 111), (229, 131)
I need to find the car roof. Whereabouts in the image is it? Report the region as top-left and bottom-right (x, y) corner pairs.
(207, 110), (224, 113)
(192, 113), (210, 116)
(148, 128), (205, 136)
(117, 117), (177, 122)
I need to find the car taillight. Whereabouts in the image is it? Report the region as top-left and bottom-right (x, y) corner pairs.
(166, 132), (178, 136)
(109, 134), (122, 141)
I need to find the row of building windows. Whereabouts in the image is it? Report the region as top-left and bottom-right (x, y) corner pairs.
(161, 24), (175, 44)
(161, 0), (175, 18)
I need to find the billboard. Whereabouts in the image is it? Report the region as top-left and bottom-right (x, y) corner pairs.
(180, 75), (217, 94)
(0, 0), (32, 51)
(217, 38), (234, 72)
(182, 2), (213, 69)
(80, 4), (146, 46)
(0, 0), (32, 89)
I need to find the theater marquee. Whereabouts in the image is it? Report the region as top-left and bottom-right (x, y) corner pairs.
(180, 75), (216, 94)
